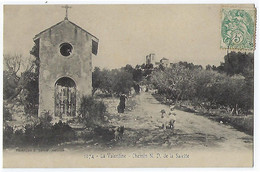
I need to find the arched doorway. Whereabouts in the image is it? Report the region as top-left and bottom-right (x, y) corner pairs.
(55, 77), (76, 117)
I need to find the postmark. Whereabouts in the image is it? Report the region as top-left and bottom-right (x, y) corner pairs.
(220, 8), (256, 50)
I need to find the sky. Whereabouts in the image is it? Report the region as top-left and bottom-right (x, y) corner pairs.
(3, 4), (254, 69)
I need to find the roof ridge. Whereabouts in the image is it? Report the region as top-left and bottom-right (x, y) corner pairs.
(67, 20), (99, 41)
(33, 19), (98, 41)
(161, 57), (169, 60)
(33, 20), (63, 40)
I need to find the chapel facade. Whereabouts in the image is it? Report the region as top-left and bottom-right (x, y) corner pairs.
(33, 14), (98, 120)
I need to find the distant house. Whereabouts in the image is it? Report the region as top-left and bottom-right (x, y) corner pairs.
(145, 54), (171, 68)
(160, 57), (170, 68)
(155, 62), (161, 67)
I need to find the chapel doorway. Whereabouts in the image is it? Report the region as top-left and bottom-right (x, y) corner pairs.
(55, 77), (76, 117)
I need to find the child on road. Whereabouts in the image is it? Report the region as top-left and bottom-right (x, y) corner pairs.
(168, 105), (177, 129)
(160, 105), (177, 130)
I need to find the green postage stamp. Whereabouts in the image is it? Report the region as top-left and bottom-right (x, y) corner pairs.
(221, 8), (256, 50)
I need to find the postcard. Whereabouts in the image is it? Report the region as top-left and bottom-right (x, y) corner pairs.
(3, 4), (256, 167)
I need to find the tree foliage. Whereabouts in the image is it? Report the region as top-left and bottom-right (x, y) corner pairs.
(221, 52), (253, 76)
(3, 53), (39, 116)
(20, 71), (39, 116)
(151, 64), (197, 101)
(3, 54), (37, 100)
(92, 64), (143, 95)
(151, 58), (253, 114)
(206, 52), (253, 77)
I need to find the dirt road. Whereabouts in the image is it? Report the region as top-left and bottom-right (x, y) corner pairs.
(52, 91), (253, 153)
(100, 91), (253, 151)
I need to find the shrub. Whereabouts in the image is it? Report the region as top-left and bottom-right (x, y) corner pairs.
(52, 121), (76, 144)
(78, 96), (107, 127)
(3, 124), (14, 147)
(3, 105), (12, 121)
(38, 111), (53, 128)
(3, 71), (17, 100)
(20, 71), (39, 116)
(13, 129), (25, 146)
(3, 119), (76, 148)
(27, 120), (75, 146)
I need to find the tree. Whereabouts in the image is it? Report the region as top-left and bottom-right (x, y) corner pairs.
(99, 69), (113, 94)
(151, 64), (196, 102)
(92, 67), (102, 96)
(4, 52), (39, 116)
(132, 68), (143, 82)
(151, 60), (253, 113)
(174, 61), (203, 70)
(158, 64), (165, 71)
(3, 54), (22, 100)
(141, 63), (146, 69)
(111, 69), (133, 95)
(145, 63), (153, 69)
(92, 67), (134, 95)
(218, 52), (253, 76)
(3, 54), (36, 101)
(3, 54), (22, 76)
(20, 71), (39, 116)
(122, 64), (134, 74)
(3, 71), (18, 100)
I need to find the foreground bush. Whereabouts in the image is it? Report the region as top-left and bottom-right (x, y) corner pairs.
(3, 118), (76, 148)
(3, 104), (12, 121)
(78, 96), (107, 127)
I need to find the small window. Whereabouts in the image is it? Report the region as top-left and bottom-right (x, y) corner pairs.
(60, 43), (73, 56)
(92, 40), (98, 55)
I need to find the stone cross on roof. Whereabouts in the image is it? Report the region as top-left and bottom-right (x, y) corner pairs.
(62, 5), (72, 20)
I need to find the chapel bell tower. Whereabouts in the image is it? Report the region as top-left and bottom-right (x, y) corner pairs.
(32, 6), (99, 119)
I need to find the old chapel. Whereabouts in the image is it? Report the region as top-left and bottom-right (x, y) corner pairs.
(33, 6), (99, 119)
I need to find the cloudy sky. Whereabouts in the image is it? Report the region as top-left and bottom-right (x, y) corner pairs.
(3, 4), (253, 69)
